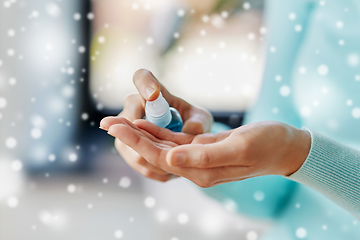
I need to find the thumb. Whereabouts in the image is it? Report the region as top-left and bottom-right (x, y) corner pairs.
(166, 139), (238, 168)
(133, 69), (161, 101)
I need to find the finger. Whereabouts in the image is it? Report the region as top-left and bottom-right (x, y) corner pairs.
(170, 166), (251, 188)
(108, 123), (167, 168)
(191, 130), (233, 144)
(133, 119), (194, 145)
(99, 94), (145, 130)
(100, 116), (126, 131)
(211, 176), (251, 187)
(116, 138), (171, 176)
(108, 117), (171, 146)
(133, 69), (179, 106)
(120, 94), (145, 121)
(182, 107), (213, 134)
(133, 69), (161, 101)
(166, 138), (243, 168)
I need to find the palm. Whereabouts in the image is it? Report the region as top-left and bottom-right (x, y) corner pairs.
(108, 118), (232, 171)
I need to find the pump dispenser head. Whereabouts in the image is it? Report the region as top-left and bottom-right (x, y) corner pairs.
(145, 92), (172, 128)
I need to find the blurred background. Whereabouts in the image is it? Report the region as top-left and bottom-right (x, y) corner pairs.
(0, 0), (270, 239)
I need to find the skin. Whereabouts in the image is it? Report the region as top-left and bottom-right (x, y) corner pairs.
(100, 69), (311, 187)
(100, 69), (213, 182)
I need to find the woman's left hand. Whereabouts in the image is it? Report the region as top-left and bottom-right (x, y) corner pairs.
(106, 118), (311, 188)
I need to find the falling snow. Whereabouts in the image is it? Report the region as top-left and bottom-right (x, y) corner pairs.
(144, 196), (156, 208)
(30, 128), (42, 139)
(351, 107), (360, 119)
(7, 196), (19, 208)
(11, 160), (23, 172)
(280, 85), (291, 97)
(254, 191), (265, 201)
(0, 97), (7, 108)
(178, 213), (189, 224)
(48, 154), (56, 162)
(5, 137), (17, 149)
(318, 65), (329, 76)
(67, 184), (76, 193)
(74, 13), (81, 20)
(289, 13), (296, 20)
(119, 176), (131, 188)
(296, 227), (307, 239)
(247, 231), (258, 240)
(78, 46), (86, 53)
(98, 36), (106, 44)
(68, 153), (78, 162)
(114, 230), (123, 239)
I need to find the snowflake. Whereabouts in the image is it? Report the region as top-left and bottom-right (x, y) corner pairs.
(87, 12), (94, 20)
(7, 48), (15, 56)
(7, 196), (19, 208)
(114, 229), (123, 239)
(30, 128), (42, 139)
(295, 25), (302, 32)
(177, 9), (185, 17)
(300, 106), (311, 117)
(156, 209), (169, 222)
(177, 213), (189, 224)
(247, 231), (258, 240)
(347, 53), (359, 67)
(289, 13), (296, 20)
(98, 36), (106, 44)
(280, 85), (291, 97)
(5, 137), (17, 149)
(119, 176), (131, 188)
(11, 160), (23, 172)
(0, 97), (7, 108)
(146, 37), (154, 45)
(144, 196), (156, 208)
(67, 184), (76, 193)
(295, 227), (307, 239)
(48, 154), (56, 162)
(336, 21), (344, 28)
(243, 2), (251, 10)
(351, 107), (360, 119)
(221, 11), (229, 18)
(131, 3), (139, 10)
(8, 29), (15, 37)
(74, 13), (81, 20)
(46, 3), (61, 18)
(317, 64), (329, 76)
(9, 77), (16, 85)
(254, 191), (265, 201)
(68, 153), (78, 162)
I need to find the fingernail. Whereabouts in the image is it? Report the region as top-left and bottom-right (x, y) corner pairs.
(107, 131), (115, 137)
(145, 87), (156, 99)
(171, 153), (185, 166)
(99, 126), (106, 130)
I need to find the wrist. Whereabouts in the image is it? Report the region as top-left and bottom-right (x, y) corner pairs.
(284, 128), (311, 176)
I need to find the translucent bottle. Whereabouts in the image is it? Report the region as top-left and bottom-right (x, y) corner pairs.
(145, 92), (183, 132)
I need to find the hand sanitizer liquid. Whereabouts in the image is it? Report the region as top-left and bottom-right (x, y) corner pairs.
(145, 92), (183, 132)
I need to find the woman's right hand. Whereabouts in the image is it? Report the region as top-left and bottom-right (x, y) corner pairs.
(100, 69), (214, 182)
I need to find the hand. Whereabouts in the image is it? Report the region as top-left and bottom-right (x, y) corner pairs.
(105, 118), (311, 188)
(100, 69), (213, 182)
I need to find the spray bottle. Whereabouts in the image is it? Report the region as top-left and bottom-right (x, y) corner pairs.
(145, 92), (183, 132)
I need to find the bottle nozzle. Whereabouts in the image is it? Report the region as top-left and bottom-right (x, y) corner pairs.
(145, 92), (172, 128)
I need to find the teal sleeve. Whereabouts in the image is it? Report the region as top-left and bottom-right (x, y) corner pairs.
(286, 128), (360, 220)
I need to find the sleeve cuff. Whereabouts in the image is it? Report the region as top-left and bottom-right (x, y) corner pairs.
(285, 127), (360, 219)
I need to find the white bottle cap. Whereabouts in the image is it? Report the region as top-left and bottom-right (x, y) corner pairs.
(145, 92), (172, 128)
